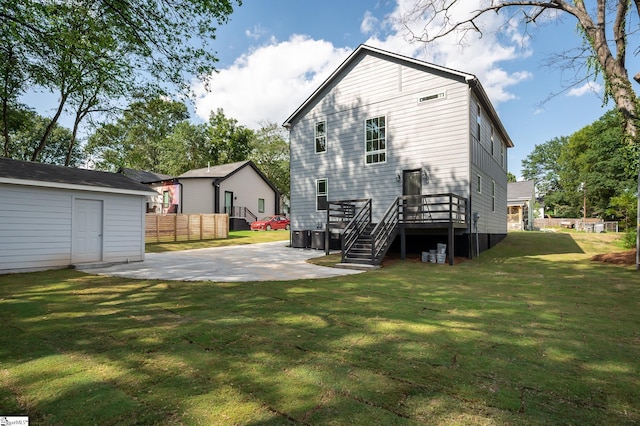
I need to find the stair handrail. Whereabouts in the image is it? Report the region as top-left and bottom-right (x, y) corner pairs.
(244, 207), (258, 223)
(370, 197), (401, 263)
(341, 199), (372, 262)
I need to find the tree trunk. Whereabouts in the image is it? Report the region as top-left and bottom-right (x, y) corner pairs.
(30, 93), (68, 162)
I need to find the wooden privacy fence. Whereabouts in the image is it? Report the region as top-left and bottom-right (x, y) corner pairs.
(146, 214), (229, 243)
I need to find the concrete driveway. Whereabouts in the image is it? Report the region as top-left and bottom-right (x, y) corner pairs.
(77, 241), (363, 282)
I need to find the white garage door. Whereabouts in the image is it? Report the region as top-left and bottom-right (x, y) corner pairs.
(73, 199), (103, 263)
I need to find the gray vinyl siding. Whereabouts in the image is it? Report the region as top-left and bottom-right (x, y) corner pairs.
(469, 93), (508, 234)
(290, 52), (473, 229)
(181, 178), (215, 213)
(0, 185), (73, 270)
(0, 184), (146, 273)
(102, 195), (146, 262)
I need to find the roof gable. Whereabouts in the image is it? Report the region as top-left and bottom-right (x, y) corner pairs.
(508, 181), (536, 200)
(178, 160), (280, 196)
(178, 160), (251, 179)
(0, 157), (155, 195)
(283, 44), (513, 148)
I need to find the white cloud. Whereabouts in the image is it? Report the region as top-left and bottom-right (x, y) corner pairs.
(245, 25), (268, 40)
(193, 0), (534, 128)
(194, 36), (352, 128)
(368, 0), (533, 104)
(360, 11), (378, 34)
(567, 81), (603, 97)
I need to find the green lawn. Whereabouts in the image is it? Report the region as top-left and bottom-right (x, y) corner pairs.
(1, 232), (639, 424)
(146, 230), (290, 253)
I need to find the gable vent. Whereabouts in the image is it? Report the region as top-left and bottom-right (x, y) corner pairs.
(418, 92), (446, 103)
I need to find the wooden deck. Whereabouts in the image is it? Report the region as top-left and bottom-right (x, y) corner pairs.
(327, 194), (468, 266)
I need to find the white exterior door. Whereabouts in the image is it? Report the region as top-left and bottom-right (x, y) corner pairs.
(73, 199), (103, 263)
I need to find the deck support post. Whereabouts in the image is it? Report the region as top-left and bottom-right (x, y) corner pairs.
(448, 223), (454, 266)
(400, 226), (406, 260)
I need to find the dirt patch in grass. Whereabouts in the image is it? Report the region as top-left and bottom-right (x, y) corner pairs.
(591, 249), (636, 265)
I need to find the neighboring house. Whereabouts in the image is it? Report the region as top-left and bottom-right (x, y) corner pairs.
(284, 44), (513, 265)
(120, 168), (180, 214)
(178, 160), (280, 230)
(0, 158), (156, 273)
(507, 180), (536, 231)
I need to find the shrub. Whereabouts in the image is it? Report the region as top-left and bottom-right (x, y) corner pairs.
(622, 228), (637, 249)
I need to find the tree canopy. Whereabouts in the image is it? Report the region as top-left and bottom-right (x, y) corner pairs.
(522, 109), (636, 222)
(0, 0), (240, 162)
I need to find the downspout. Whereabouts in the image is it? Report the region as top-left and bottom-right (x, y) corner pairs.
(178, 180), (183, 213)
(213, 179), (221, 213)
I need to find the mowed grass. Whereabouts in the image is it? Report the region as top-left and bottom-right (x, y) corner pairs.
(146, 230), (290, 253)
(1, 232), (639, 425)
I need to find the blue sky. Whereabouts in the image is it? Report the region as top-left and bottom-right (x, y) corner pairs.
(191, 0), (640, 178)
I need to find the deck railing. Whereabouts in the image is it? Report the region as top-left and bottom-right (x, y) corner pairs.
(335, 199), (372, 263)
(370, 197), (400, 263)
(398, 193), (466, 224)
(226, 206), (257, 223)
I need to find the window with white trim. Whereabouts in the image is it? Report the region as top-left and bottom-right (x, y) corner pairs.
(315, 120), (327, 153)
(491, 180), (496, 212)
(501, 144), (506, 169)
(477, 174), (482, 194)
(490, 125), (495, 156)
(316, 178), (328, 211)
(365, 116), (386, 164)
(476, 103), (481, 145)
(258, 198), (265, 213)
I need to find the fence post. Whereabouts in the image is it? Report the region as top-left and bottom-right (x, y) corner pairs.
(155, 214), (159, 243)
(174, 214), (178, 242)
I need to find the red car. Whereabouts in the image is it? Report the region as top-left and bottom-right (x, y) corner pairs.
(251, 215), (290, 231)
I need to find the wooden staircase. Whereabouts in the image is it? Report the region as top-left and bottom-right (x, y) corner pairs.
(343, 223), (376, 264)
(329, 194), (467, 267)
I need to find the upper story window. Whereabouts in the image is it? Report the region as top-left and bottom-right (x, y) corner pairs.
(490, 125), (495, 156)
(315, 120), (327, 153)
(501, 144), (506, 169)
(476, 103), (482, 145)
(365, 116), (386, 164)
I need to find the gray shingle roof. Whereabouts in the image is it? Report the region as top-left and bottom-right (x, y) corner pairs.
(507, 180), (535, 201)
(178, 160), (251, 178)
(120, 167), (174, 183)
(0, 157), (155, 194)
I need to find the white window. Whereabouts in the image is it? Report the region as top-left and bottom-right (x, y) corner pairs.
(258, 198), (265, 213)
(316, 178), (328, 211)
(365, 116), (386, 164)
(490, 126), (495, 156)
(476, 103), (481, 145)
(491, 180), (496, 212)
(315, 120), (326, 153)
(477, 174), (482, 194)
(501, 144), (506, 169)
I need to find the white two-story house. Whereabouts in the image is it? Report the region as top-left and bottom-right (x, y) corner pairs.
(284, 45), (514, 265)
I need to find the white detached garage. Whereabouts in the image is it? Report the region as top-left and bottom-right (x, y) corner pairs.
(0, 158), (156, 273)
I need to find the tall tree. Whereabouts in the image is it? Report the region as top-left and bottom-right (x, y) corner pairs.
(402, 1), (640, 266)
(0, 0), (240, 160)
(560, 110), (635, 217)
(5, 106), (83, 166)
(522, 136), (568, 204)
(207, 109), (255, 165)
(86, 97), (189, 173)
(250, 121), (290, 198)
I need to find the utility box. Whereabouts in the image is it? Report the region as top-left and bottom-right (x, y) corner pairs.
(311, 231), (325, 250)
(291, 230), (310, 248)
